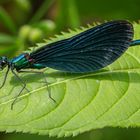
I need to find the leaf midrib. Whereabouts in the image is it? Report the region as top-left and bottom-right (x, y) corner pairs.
(0, 67), (140, 106)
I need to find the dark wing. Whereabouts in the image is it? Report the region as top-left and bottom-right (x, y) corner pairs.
(30, 20), (133, 73)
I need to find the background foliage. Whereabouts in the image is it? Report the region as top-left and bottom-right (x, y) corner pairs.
(0, 0), (140, 140)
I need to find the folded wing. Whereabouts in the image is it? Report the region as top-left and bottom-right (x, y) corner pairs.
(30, 20), (133, 73)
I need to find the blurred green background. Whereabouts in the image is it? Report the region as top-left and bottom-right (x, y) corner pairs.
(0, 0), (140, 139)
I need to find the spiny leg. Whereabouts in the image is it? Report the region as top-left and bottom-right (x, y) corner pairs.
(0, 66), (10, 89)
(11, 82), (26, 110)
(12, 70), (29, 92)
(11, 69), (29, 110)
(42, 72), (56, 103)
(18, 68), (48, 73)
(19, 69), (56, 103)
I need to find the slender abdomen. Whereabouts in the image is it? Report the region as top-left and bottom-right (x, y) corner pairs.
(130, 40), (140, 46)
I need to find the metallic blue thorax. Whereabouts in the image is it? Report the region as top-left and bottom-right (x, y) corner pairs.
(11, 54), (26, 63)
(11, 53), (30, 70)
(11, 53), (45, 70)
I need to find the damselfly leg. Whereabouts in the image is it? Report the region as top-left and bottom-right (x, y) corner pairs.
(19, 69), (56, 103)
(11, 69), (30, 110)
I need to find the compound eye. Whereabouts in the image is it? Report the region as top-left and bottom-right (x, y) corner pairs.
(2, 61), (6, 65)
(0, 61), (7, 69)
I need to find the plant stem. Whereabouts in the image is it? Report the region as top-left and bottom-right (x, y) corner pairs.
(29, 0), (55, 24)
(0, 6), (17, 34)
(67, 0), (80, 28)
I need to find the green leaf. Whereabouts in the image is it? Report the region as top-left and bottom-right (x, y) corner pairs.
(0, 22), (140, 137)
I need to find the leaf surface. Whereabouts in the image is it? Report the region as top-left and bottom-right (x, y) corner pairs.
(0, 23), (140, 137)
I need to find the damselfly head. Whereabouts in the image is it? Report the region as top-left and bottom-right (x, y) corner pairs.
(0, 56), (8, 70)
